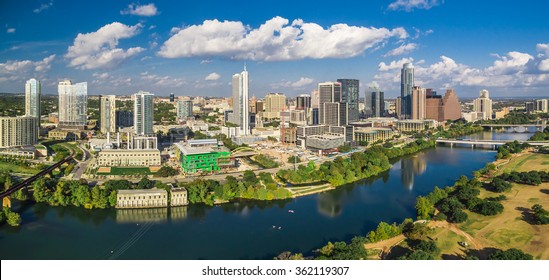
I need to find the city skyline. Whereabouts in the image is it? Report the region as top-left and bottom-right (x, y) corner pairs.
(1, 0), (549, 97)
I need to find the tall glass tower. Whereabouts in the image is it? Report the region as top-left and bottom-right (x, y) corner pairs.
(231, 66), (249, 135)
(58, 80), (88, 128)
(400, 63), (414, 119)
(25, 78), (41, 119)
(337, 79), (359, 123)
(100, 95), (116, 134)
(133, 91), (154, 135)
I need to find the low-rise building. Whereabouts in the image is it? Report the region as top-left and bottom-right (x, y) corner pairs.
(174, 142), (232, 174)
(354, 127), (394, 143)
(395, 120), (436, 132)
(170, 187), (188, 206)
(306, 133), (345, 150)
(116, 189), (168, 208)
(96, 149), (161, 166)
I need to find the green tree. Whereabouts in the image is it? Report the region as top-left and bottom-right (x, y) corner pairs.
(137, 177), (153, 189)
(415, 196), (434, 220)
(489, 248), (533, 260)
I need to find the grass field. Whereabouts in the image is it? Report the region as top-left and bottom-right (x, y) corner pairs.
(430, 228), (469, 259)
(459, 151), (549, 259)
(96, 167), (153, 175)
(0, 161), (41, 175)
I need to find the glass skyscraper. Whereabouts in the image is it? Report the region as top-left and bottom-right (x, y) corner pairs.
(58, 80), (88, 128)
(100, 95), (116, 134)
(366, 85), (385, 118)
(400, 63), (414, 119)
(230, 66), (249, 135)
(25, 78), (40, 119)
(133, 91), (154, 135)
(337, 79), (359, 123)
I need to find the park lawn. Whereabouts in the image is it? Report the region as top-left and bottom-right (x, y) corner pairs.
(63, 142), (84, 160)
(97, 167), (153, 175)
(0, 161), (41, 175)
(430, 227), (469, 260)
(459, 182), (549, 260)
(496, 151), (549, 175)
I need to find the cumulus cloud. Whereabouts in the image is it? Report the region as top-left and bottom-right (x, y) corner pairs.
(65, 22), (145, 69)
(375, 46), (549, 91)
(34, 1), (54, 13)
(121, 3), (158, 17)
(384, 43), (418, 57)
(140, 72), (186, 87)
(205, 72), (221, 81)
(6, 28), (16, 33)
(0, 55), (55, 82)
(271, 77), (314, 89)
(158, 16), (407, 61)
(388, 0), (442, 12)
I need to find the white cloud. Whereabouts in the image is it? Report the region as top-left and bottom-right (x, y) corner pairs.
(375, 46), (549, 91)
(200, 59), (212, 64)
(0, 55), (55, 82)
(205, 72), (221, 81)
(92, 72), (110, 80)
(6, 28), (16, 33)
(271, 77), (314, 89)
(158, 16), (407, 61)
(384, 43), (418, 57)
(140, 72), (186, 87)
(121, 3), (158, 17)
(65, 22), (145, 69)
(33, 1), (54, 13)
(536, 43), (549, 56)
(169, 27), (182, 35)
(388, 0), (442, 12)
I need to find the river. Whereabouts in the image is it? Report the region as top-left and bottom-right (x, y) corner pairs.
(0, 130), (534, 259)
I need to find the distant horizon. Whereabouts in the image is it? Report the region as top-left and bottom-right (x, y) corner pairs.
(1, 1), (549, 98)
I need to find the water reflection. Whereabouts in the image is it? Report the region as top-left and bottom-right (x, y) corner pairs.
(400, 155), (427, 191)
(317, 192), (343, 217)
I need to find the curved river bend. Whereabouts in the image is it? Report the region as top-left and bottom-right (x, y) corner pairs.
(0, 131), (533, 259)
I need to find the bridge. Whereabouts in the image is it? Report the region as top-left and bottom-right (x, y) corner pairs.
(435, 139), (549, 148)
(480, 120), (547, 132)
(0, 151), (74, 200)
(230, 147), (259, 158)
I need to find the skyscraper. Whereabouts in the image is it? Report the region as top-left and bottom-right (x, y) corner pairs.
(264, 93), (286, 120)
(411, 86), (426, 120)
(58, 80), (87, 128)
(25, 78), (40, 119)
(318, 82), (344, 126)
(366, 84), (385, 118)
(100, 95), (116, 134)
(337, 79), (359, 122)
(473, 89), (492, 120)
(426, 89), (462, 122)
(169, 92), (175, 102)
(230, 66), (249, 135)
(296, 94), (311, 110)
(133, 91), (154, 135)
(536, 99), (548, 113)
(177, 100), (193, 119)
(400, 63), (414, 119)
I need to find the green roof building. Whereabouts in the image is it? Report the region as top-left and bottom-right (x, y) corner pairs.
(174, 142), (232, 174)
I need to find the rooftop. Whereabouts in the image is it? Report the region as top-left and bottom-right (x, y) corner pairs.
(118, 189), (167, 195)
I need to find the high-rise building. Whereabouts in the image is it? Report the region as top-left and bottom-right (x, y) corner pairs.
(318, 82), (345, 126)
(411, 86), (426, 120)
(230, 66), (249, 135)
(337, 79), (359, 122)
(58, 80), (88, 128)
(169, 92), (175, 102)
(177, 100), (193, 119)
(100, 95), (116, 134)
(525, 102), (535, 113)
(400, 63), (414, 119)
(311, 90), (320, 109)
(425, 89), (462, 122)
(0, 116), (39, 148)
(116, 111), (134, 128)
(536, 99), (548, 113)
(296, 94), (311, 110)
(473, 89), (493, 120)
(133, 91), (154, 135)
(264, 93), (286, 120)
(25, 78), (40, 119)
(366, 84), (385, 118)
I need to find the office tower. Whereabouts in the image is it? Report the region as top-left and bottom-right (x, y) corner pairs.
(525, 102), (535, 113)
(0, 116), (39, 148)
(400, 63), (414, 119)
(133, 91), (154, 135)
(25, 78), (40, 119)
(425, 89), (461, 122)
(229, 66), (249, 135)
(116, 111), (134, 128)
(58, 80), (88, 128)
(473, 89), (493, 120)
(318, 82), (345, 126)
(177, 100), (193, 119)
(536, 99), (548, 113)
(411, 86), (426, 120)
(249, 96), (257, 113)
(366, 84), (385, 118)
(169, 92), (175, 102)
(296, 94), (311, 110)
(264, 93), (286, 120)
(337, 79), (359, 122)
(100, 95), (116, 134)
(311, 90), (320, 109)
(311, 108), (319, 125)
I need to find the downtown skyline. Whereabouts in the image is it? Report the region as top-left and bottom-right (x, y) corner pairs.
(1, 0), (549, 97)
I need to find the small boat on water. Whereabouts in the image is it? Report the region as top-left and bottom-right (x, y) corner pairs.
(288, 210), (294, 213)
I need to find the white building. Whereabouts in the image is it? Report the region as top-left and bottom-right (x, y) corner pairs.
(229, 66), (249, 135)
(473, 90), (493, 120)
(536, 99), (548, 113)
(133, 91), (154, 135)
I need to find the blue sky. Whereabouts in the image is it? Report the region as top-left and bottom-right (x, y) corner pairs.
(1, 0), (548, 98)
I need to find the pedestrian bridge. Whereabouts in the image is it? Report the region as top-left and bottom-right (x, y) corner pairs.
(435, 139), (549, 148)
